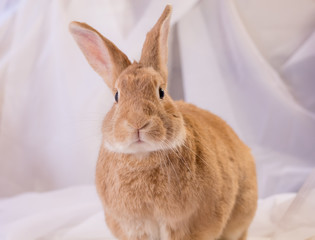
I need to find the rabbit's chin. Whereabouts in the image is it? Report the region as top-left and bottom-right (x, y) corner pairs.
(103, 128), (186, 154)
(103, 136), (185, 155)
(103, 140), (167, 154)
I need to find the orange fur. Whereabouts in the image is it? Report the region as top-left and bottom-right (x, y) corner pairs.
(70, 5), (257, 240)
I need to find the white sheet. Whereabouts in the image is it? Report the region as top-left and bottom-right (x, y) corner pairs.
(1, 185), (315, 240)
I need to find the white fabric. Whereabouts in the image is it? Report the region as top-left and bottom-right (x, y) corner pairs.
(0, 0), (314, 200)
(1, 184), (315, 240)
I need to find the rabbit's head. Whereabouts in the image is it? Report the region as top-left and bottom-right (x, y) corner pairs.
(70, 6), (186, 154)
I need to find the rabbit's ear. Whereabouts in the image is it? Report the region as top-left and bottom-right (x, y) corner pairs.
(140, 5), (172, 81)
(69, 22), (130, 89)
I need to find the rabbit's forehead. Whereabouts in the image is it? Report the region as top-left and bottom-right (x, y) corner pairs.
(118, 75), (157, 89)
(116, 67), (163, 93)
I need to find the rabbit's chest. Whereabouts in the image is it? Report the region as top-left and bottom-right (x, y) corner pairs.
(103, 166), (196, 220)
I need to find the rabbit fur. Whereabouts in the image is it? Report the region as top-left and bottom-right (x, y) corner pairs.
(69, 5), (257, 240)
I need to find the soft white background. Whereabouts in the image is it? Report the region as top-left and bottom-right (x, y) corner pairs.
(0, 0), (315, 239)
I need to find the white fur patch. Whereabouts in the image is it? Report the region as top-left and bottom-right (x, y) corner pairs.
(103, 127), (186, 154)
(160, 223), (169, 240)
(120, 218), (160, 240)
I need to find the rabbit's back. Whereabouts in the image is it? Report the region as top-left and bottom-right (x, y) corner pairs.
(176, 100), (258, 238)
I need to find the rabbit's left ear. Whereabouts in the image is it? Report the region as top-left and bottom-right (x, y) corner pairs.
(69, 22), (130, 90)
(140, 5), (172, 81)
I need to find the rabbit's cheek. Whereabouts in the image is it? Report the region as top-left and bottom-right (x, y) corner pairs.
(113, 120), (131, 143)
(162, 116), (174, 139)
(146, 118), (166, 142)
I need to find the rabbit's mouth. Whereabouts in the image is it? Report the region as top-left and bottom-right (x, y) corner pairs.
(131, 139), (148, 147)
(103, 135), (184, 154)
(136, 139), (144, 144)
(103, 131), (159, 154)
(128, 132), (156, 151)
(126, 139), (157, 153)
(103, 116), (187, 154)
(132, 135), (146, 145)
(120, 125), (164, 153)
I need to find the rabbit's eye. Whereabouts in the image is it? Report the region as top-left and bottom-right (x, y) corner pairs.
(159, 88), (164, 99)
(115, 91), (119, 103)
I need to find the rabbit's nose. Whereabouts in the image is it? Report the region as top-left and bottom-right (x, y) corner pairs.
(127, 120), (150, 131)
(139, 121), (150, 130)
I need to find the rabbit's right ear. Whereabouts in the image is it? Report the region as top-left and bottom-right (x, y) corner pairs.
(69, 22), (131, 89)
(140, 5), (172, 81)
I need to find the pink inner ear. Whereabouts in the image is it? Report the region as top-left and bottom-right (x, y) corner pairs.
(71, 26), (112, 75)
(159, 15), (171, 65)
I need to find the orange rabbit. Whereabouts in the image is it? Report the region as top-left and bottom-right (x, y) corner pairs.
(70, 5), (257, 240)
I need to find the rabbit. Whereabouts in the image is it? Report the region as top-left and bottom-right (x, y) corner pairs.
(69, 5), (257, 240)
